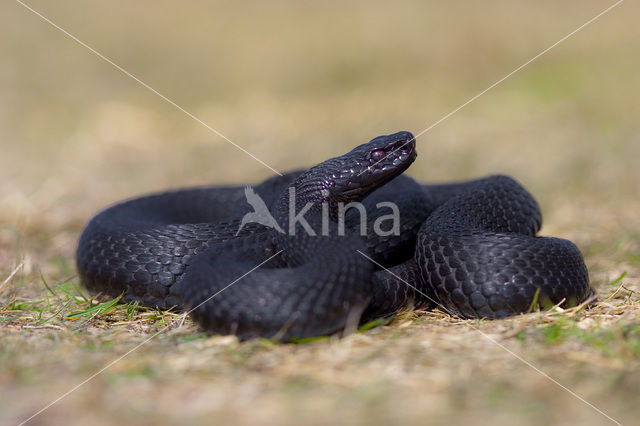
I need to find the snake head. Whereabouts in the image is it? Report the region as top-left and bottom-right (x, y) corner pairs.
(277, 131), (417, 218)
(325, 131), (417, 203)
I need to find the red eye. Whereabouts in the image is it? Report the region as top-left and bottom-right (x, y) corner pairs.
(371, 149), (385, 161)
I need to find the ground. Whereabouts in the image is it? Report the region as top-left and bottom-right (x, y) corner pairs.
(1, 1), (639, 425)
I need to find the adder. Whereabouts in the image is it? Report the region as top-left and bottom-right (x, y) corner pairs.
(76, 131), (591, 340)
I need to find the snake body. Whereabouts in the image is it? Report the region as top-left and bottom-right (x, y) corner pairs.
(76, 131), (591, 340)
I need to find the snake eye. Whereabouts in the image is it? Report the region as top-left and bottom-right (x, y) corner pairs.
(371, 149), (386, 161)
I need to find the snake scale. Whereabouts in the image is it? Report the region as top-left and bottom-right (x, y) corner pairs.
(76, 131), (592, 340)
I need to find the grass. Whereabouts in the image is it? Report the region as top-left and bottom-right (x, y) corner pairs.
(1, 259), (638, 425)
(2, 1), (640, 425)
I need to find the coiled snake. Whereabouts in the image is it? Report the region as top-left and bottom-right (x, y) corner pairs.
(77, 131), (591, 340)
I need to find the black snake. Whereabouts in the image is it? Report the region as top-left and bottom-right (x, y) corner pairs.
(76, 131), (591, 340)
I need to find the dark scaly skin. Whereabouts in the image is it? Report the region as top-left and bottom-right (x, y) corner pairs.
(76, 175), (301, 310)
(415, 175), (590, 317)
(76, 131), (592, 340)
(367, 175), (591, 319)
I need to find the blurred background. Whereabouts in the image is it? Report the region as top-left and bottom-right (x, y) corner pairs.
(1, 1), (639, 425)
(1, 1), (639, 239)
